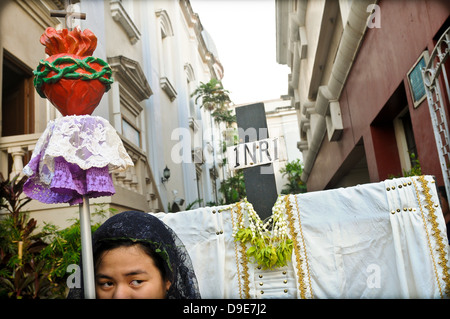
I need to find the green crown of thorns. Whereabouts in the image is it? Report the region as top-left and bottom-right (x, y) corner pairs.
(33, 56), (113, 98)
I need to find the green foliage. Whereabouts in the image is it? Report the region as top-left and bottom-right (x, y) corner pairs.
(0, 174), (113, 298)
(235, 227), (285, 269)
(206, 201), (218, 207)
(211, 108), (236, 127)
(191, 78), (231, 111)
(279, 159), (307, 194)
(185, 198), (203, 211)
(191, 78), (235, 127)
(0, 174), (50, 298)
(403, 153), (422, 177)
(0, 174), (32, 216)
(37, 204), (112, 297)
(0, 256), (53, 299)
(235, 228), (292, 270)
(233, 198), (293, 270)
(388, 152), (423, 179)
(219, 170), (246, 204)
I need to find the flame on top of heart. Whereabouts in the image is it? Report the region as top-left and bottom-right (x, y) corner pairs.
(40, 26), (97, 57)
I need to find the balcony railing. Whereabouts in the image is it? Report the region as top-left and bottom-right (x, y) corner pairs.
(0, 133), (41, 180)
(113, 135), (164, 212)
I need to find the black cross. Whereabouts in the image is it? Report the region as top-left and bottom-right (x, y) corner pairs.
(50, 0), (86, 31)
(235, 103), (278, 219)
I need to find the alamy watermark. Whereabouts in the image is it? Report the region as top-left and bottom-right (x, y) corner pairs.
(170, 126), (284, 174)
(66, 264), (81, 289)
(170, 126), (271, 164)
(366, 263), (381, 289)
(367, 4), (381, 29)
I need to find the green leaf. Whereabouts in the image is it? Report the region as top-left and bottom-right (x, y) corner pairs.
(246, 246), (257, 258)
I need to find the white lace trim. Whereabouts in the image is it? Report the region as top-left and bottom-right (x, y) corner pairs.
(23, 115), (133, 184)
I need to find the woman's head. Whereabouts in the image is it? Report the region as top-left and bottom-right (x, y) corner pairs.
(94, 240), (171, 299)
(68, 211), (201, 299)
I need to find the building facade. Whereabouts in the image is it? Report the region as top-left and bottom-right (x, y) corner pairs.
(264, 97), (303, 194)
(0, 0), (225, 227)
(276, 0), (450, 194)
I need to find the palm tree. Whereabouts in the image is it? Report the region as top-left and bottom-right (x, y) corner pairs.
(191, 78), (231, 111)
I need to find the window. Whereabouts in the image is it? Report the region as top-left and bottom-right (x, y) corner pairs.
(195, 163), (203, 205)
(1, 50), (34, 137)
(156, 9), (177, 101)
(210, 167), (218, 204)
(122, 117), (141, 148)
(108, 56), (152, 149)
(407, 51), (429, 108)
(400, 112), (417, 161)
(184, 63), (196, 118)
(394, 109), (418, 174)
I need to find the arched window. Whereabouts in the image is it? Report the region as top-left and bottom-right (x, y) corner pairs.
(184, 63), (196, 118)
(156, 9), (177, 101)
(156, 9), (174, 38)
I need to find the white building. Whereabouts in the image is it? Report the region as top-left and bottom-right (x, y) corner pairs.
(264, 97), (303, 194)
(140, 0), (226, 210)
(0, 0), (226, 227)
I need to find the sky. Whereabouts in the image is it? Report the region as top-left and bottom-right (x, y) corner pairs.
(189, 0), (290, 106)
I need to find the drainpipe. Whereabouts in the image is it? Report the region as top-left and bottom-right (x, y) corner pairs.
(301, 0), (376, 183)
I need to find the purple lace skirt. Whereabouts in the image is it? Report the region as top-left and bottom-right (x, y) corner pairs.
(22, 115), (133, 205)
(24, 155), (115, 205)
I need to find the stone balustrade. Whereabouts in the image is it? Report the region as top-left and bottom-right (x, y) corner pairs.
(0, 133), (41, 180)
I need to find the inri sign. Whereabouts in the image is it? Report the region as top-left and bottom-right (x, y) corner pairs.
(227, 137), (284, 170)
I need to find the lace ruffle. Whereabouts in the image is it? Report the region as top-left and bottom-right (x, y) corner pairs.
(23, 115), (133, 205)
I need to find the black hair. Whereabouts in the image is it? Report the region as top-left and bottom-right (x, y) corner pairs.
(93, 239), (169, 282)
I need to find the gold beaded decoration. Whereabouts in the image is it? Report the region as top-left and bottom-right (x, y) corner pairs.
(412, 176), (450, 298)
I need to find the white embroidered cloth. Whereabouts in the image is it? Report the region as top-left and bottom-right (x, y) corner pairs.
(154, 175), (450, 298)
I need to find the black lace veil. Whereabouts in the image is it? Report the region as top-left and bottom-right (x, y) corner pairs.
(68, 211), (201, 299)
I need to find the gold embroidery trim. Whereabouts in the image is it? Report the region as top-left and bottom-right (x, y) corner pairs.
(294, 195), (314, 299)
(285, 195), (313, 298)
(230, 205), (244, 299)
(412, 176), (450, 297)
(235, 202), (251, 299)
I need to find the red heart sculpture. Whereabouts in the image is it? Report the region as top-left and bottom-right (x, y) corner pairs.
(34, 27), (113, 116)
